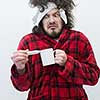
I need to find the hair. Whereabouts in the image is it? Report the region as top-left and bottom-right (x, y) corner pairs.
(29, 0), (75, 33)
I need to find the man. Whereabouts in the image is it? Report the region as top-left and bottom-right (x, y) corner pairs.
(11, 0), (100, 100)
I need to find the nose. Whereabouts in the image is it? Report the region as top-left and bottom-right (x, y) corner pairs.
(49, 16), (55, 23)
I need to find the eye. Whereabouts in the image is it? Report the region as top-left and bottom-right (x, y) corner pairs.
(54, 12), (60, 17)
(44, 14), (49, 19)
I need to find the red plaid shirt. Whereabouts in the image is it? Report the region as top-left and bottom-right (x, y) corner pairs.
(11, 28), (100, 100)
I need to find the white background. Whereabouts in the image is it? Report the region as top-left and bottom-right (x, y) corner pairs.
(0, 0), (100, 99)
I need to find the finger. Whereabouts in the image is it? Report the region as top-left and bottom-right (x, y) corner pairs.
(11, 54), (28, 62)
(55, 53), (66, 60)
(54, 50), (66, 57)
(55, 59), (63, 66)
(16, 59), (28, 65)
(55, 57), (64, 62)
(13, 56), (28, 62)
(54, 49), (64, 54)
(11, 53), (28, 64)
(55, 54), (65, 58)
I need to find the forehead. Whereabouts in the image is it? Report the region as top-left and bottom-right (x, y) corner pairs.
(46, 8), (59, 15)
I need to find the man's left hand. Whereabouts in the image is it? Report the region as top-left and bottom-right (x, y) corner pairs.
(54, 49), (67, 66)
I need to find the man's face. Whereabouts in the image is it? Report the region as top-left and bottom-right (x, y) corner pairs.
(42, 8), (63, 38)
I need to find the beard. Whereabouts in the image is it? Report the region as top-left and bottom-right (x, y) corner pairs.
(47, 31), (61, 39)
(43, 28), (63, 39)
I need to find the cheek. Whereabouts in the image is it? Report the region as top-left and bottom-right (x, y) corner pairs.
(42, 21), (48, 30)
(57, 18), (63, 26)
(57, 21), (63, 30)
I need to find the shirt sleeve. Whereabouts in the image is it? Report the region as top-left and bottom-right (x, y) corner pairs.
(10, 35), (34, 91)
(11, 64), (33, 91)
(58, 32), (100, 85)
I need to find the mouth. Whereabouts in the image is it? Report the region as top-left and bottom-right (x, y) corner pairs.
(48, 25), (57, 30)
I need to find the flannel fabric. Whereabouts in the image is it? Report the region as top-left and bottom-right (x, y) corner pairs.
(11, 28), (100, 100)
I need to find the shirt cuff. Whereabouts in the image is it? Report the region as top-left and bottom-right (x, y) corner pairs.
(11, 64), (27, 78)
(58, 55), (74, 77)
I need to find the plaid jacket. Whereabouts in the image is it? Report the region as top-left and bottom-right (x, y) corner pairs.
(11, 29), (100, 100)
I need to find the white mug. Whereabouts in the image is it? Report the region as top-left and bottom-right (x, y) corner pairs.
(40, 48), (55, 66)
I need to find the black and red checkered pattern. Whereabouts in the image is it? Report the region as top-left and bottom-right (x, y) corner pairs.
(11, 28), (100, 100)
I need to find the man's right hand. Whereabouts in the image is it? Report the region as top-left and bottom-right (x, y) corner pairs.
(11, 50), (29, 71)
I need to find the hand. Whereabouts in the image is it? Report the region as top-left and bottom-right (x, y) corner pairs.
(54, 49), (67, 66)
(11, 50), (29, 70)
